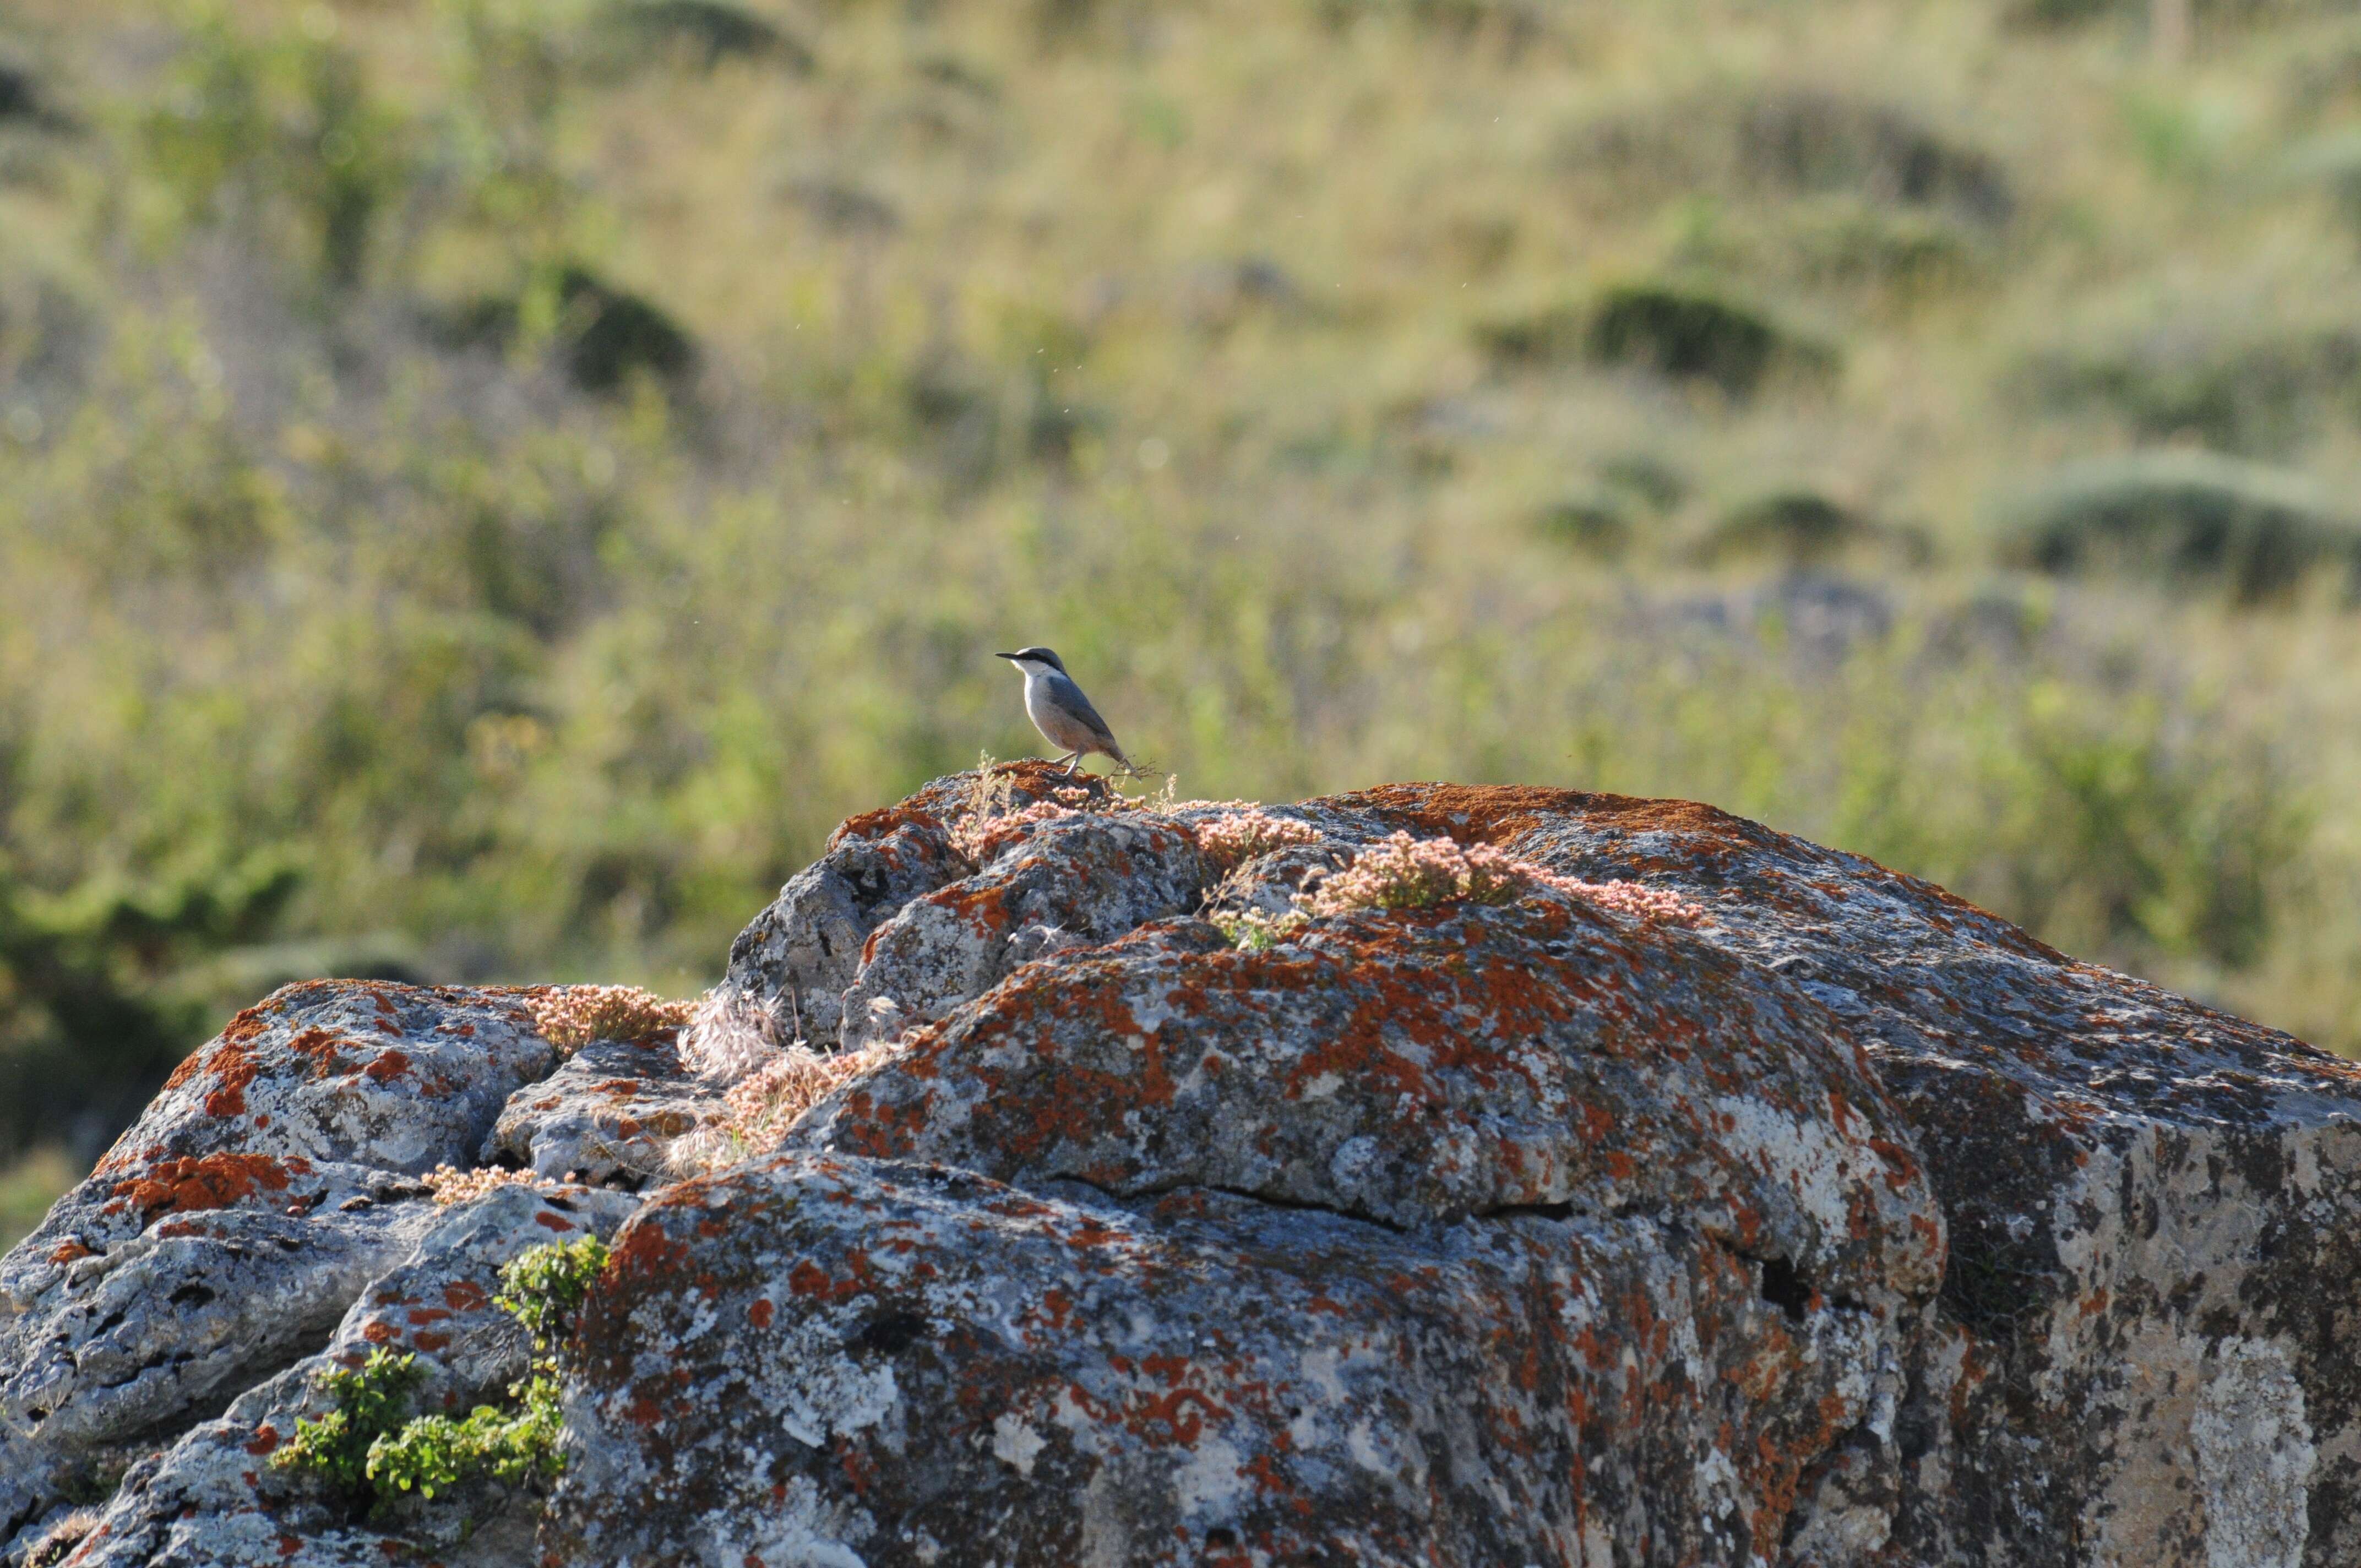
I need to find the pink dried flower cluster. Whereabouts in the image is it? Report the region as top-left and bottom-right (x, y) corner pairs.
(1303, 832), (1701, 925)
(525, 986), (695, 1056)
(422, 1164), (550, 1207)
(665, 1039), (905, 1175)
(947, 801), (1082, 863)
(1302, 832), (1532, 915)
(1193, 809), (1324, 870)
(1540, 873), (1704, 924)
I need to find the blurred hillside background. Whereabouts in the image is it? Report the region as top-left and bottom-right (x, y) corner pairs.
(7, 0), (2361, 1242)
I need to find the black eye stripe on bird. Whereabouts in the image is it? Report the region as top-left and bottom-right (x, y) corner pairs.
(997, 647), (1134, 776)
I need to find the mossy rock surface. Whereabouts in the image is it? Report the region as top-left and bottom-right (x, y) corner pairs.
(1999, 450), (2361, 602)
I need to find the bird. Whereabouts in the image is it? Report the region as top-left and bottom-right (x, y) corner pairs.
(996, 647), (1135, 775)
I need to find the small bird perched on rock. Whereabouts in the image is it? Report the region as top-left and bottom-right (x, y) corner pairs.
(997, 646), (1135, 775)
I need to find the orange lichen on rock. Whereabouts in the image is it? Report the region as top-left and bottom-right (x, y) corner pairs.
(108, 1153), (309, 1218)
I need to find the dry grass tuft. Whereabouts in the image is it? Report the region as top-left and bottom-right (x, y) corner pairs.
(422, 1164), (552, 1206)
(663, 1038), (906, 1177)
(525, 986), (695, 1057)
(676, 985), (792, 1082)
(24, 1509), (102, 1568)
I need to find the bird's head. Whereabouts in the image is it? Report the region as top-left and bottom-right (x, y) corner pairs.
(996, 646), (1066, 676)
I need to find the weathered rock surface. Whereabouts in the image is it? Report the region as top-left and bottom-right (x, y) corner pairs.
(67, 1182), (637, 1568)
(1347, 783), (2361, 1565)
(718, 769), (1107, 1048)
(7, 763), (2361, 1566)
(835, 811), (1210, 1050)
(0, 983), (555, 1550)
(548, 1153), (1896, 1567)
(485, 1032), (726, 1186)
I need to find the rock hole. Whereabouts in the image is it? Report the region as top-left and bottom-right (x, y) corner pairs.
(846, 1310), (929, 1357)
(167, 1283), (216, 1309)
(1758, 1256), (1812, 1321)
(1205, 1526), (1239, 1549)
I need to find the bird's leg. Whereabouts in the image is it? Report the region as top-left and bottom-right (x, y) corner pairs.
(1055, 752), (1081, 774)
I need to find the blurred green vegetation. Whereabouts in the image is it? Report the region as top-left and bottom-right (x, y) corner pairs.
(7, 0), (2361, 1237)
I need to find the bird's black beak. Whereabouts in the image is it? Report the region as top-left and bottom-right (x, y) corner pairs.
(995, 652), (1019, 661)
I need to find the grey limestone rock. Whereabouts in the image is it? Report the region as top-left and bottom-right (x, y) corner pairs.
(9, 771), (2361, 1565)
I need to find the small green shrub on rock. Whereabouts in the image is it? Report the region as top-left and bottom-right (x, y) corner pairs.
(275, 1349), (427, 1494)
(273, 1237), (609, 1518)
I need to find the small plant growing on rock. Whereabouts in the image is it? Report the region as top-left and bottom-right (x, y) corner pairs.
(949, 798), (1085, 863)
(1202, 832), (1702, 949)
(494, 1234), (610, 1351)
(274, 1348), (429, 1493)
(1205, 908), (1310, 952)
(1192, 808), (1324, 872)
(1302, 832), (1535, 914)
(273, 1237), (610, 1517)
(666, 1037), (906, 1175)
(422, 1163), (551, 1206)
(1305, 832), (1701, 923)
(525, 986), (694, 1057)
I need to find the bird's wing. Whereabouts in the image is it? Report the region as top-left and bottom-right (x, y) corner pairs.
(1049, 674), (1123, 748)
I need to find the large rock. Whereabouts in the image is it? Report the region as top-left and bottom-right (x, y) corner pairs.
(1334, 782), (2361, 1565)
(717, 764), (1112, 1048)
(547, 1152), (1905, 1566)
(0, 982), (556, 1552)
(66, 1181), (638, 1568)
(6, 771), (2361, 1566)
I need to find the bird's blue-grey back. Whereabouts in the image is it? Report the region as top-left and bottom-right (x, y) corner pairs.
(1040, 669), (1118, 745)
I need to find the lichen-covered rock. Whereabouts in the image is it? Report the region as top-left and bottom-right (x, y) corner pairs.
(836, 811), (1210, 1050)
(62, 1182), (638, 1568)
(718, 764), (1113, 1048)
(0, 982), (556, 1551)
(485, 1032), (727, 1185)
(1326, 783), (2361, 1565)
(546, 1153), (1900, 1567)
(12, 772), (2361, 1566)
(796, 900), (1941, 1304)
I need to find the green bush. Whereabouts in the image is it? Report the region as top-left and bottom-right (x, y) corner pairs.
(2019, 321), (2361, 456)
(600, 1), (812, 73)
(1704, 491), (1872, 567)
(275, 1350), (429, 1495)
(274, 1237), (607, 1517)
(1999, 451), (2361, 603)
(1585, 284), (1835, 400)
